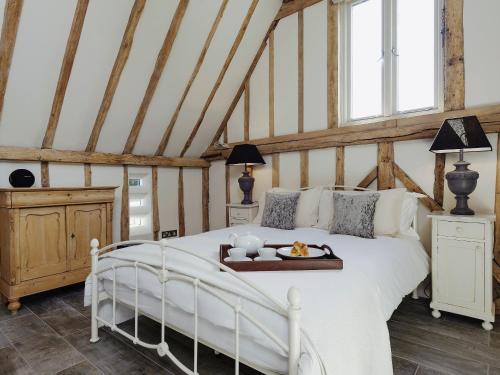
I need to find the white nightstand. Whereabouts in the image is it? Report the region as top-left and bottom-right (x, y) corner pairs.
(428, 212), (496, 330)
(227, 202), (259, 227)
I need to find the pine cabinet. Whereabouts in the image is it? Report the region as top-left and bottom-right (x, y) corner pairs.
(0, 187), (116, 314)
(429, 212), (495, 330)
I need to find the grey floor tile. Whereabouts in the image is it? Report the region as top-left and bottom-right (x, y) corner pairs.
(38, 305), (90, 337)
(393, 356), (418, 375)
(60, 290), (91, 318)
(56, 360), (103, 375)
(391, 336), (488, 375)
(0, 302), (32, 322)
(0, 331), (10, 349)
(415, 366), (449, 375)
(490, 366), (500, 375)
(12, 334), (84, 375)
(0, 346), (35, 375)
(23, 294), (67, 316)
(95, 350), (172, 375)
(0, 314), (54, 342)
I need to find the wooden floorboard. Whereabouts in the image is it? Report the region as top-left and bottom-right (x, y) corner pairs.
(0, 286), (498, 374)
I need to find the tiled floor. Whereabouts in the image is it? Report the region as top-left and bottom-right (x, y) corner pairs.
(0, 284), (498, 375)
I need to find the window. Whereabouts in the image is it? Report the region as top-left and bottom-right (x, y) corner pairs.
(340, 0), (442, 123)
(128, 174), (151, 236)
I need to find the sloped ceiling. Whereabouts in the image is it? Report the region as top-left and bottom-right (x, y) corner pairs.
(0, 0), (281, 158)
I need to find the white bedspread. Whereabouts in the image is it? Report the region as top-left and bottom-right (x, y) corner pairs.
(85, 225), (429, 375)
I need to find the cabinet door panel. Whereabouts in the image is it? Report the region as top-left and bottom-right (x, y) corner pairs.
(436, 238), (485, 311)
(19, 207), (67, 281)
(67, 204), (106, 270)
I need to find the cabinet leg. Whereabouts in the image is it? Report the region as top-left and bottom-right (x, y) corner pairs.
(482, 321), (493, 331)
(7, 299), (21, 315)
(412, 289), (419, 300)
(432, 309), (441, 319)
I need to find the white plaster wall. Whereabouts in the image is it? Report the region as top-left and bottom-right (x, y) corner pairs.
(249, 46), (270, 140)
(183, 168), (203, 235)
(48, 164), (85, 187)
(279, 152), (300, 189)
(309, 148), (336, 187)
(227, 97), (244, 143)
(209, 161), (226, 230)
(253, 154), (273, 200)
(157, 167), (179, 236)
(0, 162), (41, 188)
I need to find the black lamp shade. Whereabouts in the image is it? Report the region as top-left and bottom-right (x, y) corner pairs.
(225, 144), (265, 166)
(429, 115), (492, 153)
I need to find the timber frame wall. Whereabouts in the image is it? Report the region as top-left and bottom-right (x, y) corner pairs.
(203, 0), (500, 308)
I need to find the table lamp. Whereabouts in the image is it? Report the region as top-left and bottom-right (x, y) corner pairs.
(225, 144), (265, 204)
(429, 115), (492, 215)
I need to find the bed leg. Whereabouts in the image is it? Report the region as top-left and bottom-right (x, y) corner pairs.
(90, 239), (100, 343)
(288, 287), (301, 375)
(213, 350), (220, 356)
(412, 289), (419, 300)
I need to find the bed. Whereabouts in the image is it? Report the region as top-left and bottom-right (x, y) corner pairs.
(84, 222), (429, 375)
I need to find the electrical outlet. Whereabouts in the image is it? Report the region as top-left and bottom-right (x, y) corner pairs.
(162, 230), (177, 238)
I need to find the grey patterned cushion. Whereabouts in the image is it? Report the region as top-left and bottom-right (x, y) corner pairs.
(261, 192), (300, 230)
(329, 192), (380, 238)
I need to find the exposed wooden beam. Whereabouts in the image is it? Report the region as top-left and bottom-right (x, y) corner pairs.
(272, 153), (280, 187)
(123, 0), (189, 154)
(86, 0), (146, 152)
(356, 167), (378, 189)
(335, 146), (344, 189)
(204, 104), (500, 159)
(268, 30), (275, 138)
(151, 166), (160, 240)
(210, 19), (279, 146)
(121, 166), (129, 241)
(275, 0), (322, 20)
(0, 0), (23, 120)
(433, 153), (446, 206)
(327, 0), (338, 129)
(394, 163), (443, 212)
(178, 167), (185, 236)
(84, 163), (91, 186)
(41, 162), (50, 187)
(494, 133), (500, 286)
(155, 0), (228, 156)
(244, 81), (250, 141)
(298, 10), (304, 134)
(202, 167), (209, 232)
(42, 0), (89, 149)
(377, 142), (395, 190)
(300, 150), (308, 188)
(182, 0), (260, 156)
(0, 145), (209, 167)
(443, 0), (465, 111)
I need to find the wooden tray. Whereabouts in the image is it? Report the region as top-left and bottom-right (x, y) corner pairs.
(219, 244), (343, 272)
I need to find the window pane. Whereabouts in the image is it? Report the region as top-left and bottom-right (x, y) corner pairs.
(351, 0), (383, 119)
(129, 178), (142, 187)
(397, 0), (436, 112)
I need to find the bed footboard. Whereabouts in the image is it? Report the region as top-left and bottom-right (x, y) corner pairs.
(89, 238), (320, 375)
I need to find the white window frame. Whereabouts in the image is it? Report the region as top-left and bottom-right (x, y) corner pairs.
(340, 0), (443, 125)
(128, 172), (152, 237)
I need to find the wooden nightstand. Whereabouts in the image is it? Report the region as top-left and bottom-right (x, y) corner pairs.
(226, 203), (259, 227)
(428, 212), (496, 330)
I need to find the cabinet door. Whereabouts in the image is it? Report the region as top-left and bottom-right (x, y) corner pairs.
(67, 204), (106, 270)
(436, 238), (485, 311)
(19, 207), (67, 281)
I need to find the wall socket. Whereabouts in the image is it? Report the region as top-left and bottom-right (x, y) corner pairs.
(162, 230), (178, 238)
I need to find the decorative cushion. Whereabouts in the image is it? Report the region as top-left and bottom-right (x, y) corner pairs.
(314, 189), (334, 231)
(253, 188), (288, 224)
(261, 192), (300, 230)
(330, 192), (380, 238)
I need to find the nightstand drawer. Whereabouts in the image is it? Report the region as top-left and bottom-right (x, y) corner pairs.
(230, 217), (249, 226)
(438, 220), (485, 240)
(231, 208), (250, 220)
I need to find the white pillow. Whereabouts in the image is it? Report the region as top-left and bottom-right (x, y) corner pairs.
(315, 189), (334, 231)
(399, 192), (426, 238)
(336, 188), (407, 236)
(253, 187), (323, 227)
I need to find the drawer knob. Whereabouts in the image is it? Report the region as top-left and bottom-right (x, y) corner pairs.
(455, 226), (463, 234)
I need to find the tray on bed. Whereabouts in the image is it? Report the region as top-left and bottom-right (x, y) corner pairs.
(219, 244), (343, 272)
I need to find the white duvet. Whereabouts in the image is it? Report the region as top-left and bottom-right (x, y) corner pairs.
(85, 225), (429, 375)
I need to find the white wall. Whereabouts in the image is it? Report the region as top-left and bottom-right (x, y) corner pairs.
(217, 0), (500, 251)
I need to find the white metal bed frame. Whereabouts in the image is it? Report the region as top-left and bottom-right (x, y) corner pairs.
(89, 185), (420, 374)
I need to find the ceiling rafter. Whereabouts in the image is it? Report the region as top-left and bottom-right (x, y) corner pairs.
(0, 0), (24, 121)
(275, 0), (322, 20)
(85, 0), (146, 152)
(209, 20), (278, 147)
(42, 0), (89, 149)
(122, 0), (189, 155)
(154, 0), (229, 157)
(180, 0), (260, 157)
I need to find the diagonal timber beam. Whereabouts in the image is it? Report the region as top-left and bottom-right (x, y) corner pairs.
(86, 0), (146, 152)
(275, 0), (322, 20)
(180, 0), (260, 157)
(155, 0), (228, 156)
(356, 167), (378, 189)
(210, 19), (279, 147)
(123, 0), (189, 154)
(42, 0), (89, 149)
(0, 0), (23, 121)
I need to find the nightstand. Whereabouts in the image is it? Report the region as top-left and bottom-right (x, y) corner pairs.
(226, 202), (259, 227)
(428, 212), (496, 330)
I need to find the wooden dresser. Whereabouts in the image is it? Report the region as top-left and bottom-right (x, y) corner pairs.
(0, 187), (116, 314)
